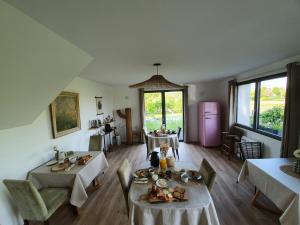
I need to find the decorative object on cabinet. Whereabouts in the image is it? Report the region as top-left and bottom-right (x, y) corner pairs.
(50, 92), (81, 138)
(117, 108), (133, 145)
(89, 117), (114, 130)
(95, 96), (103, 115)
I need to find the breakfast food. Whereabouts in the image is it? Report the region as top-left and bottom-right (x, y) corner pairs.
(173, 186), (186, 200)
(149, 185), (173, 202)
(78, 155), (92, 165)
(135, 169), (149, 178)
(147, 185), (186, 203)
(158, 179), (167, 187)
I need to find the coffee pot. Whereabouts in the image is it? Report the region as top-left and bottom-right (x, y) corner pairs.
(149, 151), (160, 167)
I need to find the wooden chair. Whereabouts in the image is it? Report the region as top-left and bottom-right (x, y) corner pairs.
(199, 158), (216, 192)
(221, 126), (244, 159)
(3, 179), (69, 225)
(142, 128), (150, 158)
(117, 159), (133, 216)
(170, 127), (181, 160)
(177, 127), (182, 139)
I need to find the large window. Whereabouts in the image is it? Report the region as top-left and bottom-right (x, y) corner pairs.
(236, 74), (287, 139)
(144, 90), (184, 140)
(237, 82), (256, 127)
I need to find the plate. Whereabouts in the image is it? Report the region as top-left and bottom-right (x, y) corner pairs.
(51, 163), (68, 172)
(46, 160), (58, 166)
(156, 179), (168, 188)
(187, 170), (202, 180)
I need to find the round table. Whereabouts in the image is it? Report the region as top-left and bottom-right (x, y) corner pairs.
(128, 162), (220, 225)
(147, 134), (180, 159)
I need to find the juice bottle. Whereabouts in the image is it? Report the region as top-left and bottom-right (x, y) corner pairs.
(160, 155), (167, 171)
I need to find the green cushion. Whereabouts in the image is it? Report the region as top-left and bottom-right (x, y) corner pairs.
(3, 179), (69, 221)
(40, 188), (69, 216)
(3, 179), (49, 221)
(199, 159), (216, 192)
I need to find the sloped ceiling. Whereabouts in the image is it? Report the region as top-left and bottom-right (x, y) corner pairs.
(0, 0), (93, 130)
(4, 0), (300, 85)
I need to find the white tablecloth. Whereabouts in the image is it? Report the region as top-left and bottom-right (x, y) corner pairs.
(147, 134), (179, 153)
(129, 161), (220, 225)
(238, 158), (300, 225)
(28, 151), (109, 207)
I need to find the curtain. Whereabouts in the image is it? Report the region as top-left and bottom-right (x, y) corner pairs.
(228, 79), (237, 130)
(281, 62), (300, 157)
(183, 86), (189, 142)
(139, 88), (145, 143)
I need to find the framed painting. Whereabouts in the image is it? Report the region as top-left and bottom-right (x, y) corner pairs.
(95, 96), (103, 115)
(50, 91), (81, 138)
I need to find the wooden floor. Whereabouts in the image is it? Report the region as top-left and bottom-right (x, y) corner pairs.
(33, 143), (279, 225)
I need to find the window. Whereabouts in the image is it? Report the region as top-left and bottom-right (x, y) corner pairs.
(144, 90), (184, 141)
(237, 82), (256, 127)
(236, 74), (287, 139)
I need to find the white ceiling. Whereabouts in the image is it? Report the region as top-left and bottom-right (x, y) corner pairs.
(4, 0), (300, 85)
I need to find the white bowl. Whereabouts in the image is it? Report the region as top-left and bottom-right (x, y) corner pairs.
(69, 157), (77, 164)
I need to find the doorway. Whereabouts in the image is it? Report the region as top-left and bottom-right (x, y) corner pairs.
(144, 90), (184, 141)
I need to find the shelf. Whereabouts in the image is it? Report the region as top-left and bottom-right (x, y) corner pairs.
(89, 120), (115, 130)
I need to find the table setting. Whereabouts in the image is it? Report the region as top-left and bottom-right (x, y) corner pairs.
(128, 147), (220, 225)
(238, 149), (300, 225)
(27, 150), (109, 208)
(146, 125), (179, 155)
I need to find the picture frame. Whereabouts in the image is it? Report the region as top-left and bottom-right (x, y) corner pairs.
(50, 91), (81, 138)
(95, 96), (103, 115)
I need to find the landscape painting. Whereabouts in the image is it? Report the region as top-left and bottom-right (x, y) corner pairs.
(50, 92), (81, 138)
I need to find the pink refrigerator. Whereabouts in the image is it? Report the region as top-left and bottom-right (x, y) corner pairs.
(198, 101), (221, 147)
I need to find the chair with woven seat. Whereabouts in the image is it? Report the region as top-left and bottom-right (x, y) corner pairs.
(238, 142), (262, 161)
(117, 159), (133, 216)
(3, 179), (69, 225)
(199, 158), (216, 192)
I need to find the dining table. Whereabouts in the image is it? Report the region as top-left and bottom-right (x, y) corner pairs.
(147, 133), (179, 158)
(28, 151), (109, 208)
(238, 158), (300, 225)
(129, 161), (220, 225)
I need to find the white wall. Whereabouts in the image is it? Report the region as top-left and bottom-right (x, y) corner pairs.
(0, 77), (113, 225)
(110, 81), (229, 144)
(0, 0), (93, 130)
(113, 86), (140, 142)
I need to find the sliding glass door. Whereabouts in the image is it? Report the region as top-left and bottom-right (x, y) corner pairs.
(144, 90), (184, 141)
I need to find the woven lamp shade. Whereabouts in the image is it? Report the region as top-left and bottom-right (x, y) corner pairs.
(129, 75), (184, 91)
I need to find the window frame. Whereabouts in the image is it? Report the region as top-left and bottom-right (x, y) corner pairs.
(235, 72), (287, 141)
(144, 89), (185, 141)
